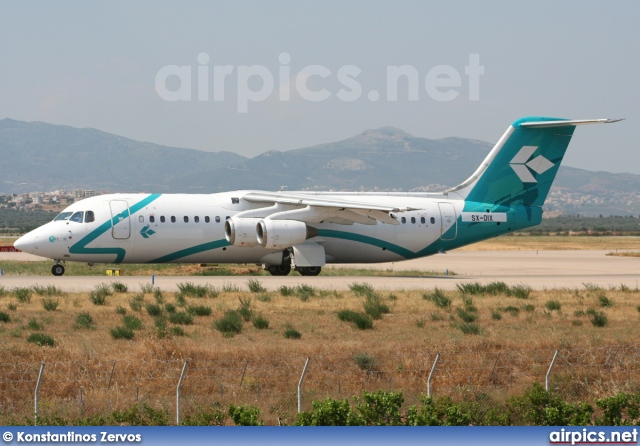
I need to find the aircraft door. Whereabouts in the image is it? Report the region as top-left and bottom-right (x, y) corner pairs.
(438, 202), (457, 240)
(109, 200), (131, 239)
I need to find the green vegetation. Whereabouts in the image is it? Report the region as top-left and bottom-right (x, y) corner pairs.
(26, 318), (43, 330)
(168, 311), (194, 325)
(337, 310), (373, 330)
(251, 314), (270, 329)
(111, 282), (128, 293)
(545, 300), (562, 311)
(423, 288), (451, 308)
(74, 313), (95, 330)
(246, 279), (266, 293)
(363, 293), (390, 320)
(41, 298), (59, 311)
(353, 352), (376, 370)
(188, 305), (212, 317)
(122, 315), (143, 330)
(177, 282), (218, 298)
(26, 333), (55, 347)
(0, 311), (10, 323)
(89, 284), (112, 305)
(456, 282), (531, 299)
(14, 287), (31, 303)
(110, 326), (135, 340)
(283, 325), (302, 339)
(213, 310), (243, 336)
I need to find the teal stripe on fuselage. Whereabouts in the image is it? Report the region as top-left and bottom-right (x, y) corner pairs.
(317, 229), (417, 259)
(149, 239), (230, 263)
(69, 194), (162, 263)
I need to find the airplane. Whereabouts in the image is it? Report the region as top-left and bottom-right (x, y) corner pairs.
(14, 116), (621, 277)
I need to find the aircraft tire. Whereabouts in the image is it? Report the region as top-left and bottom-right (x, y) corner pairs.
(297, 266), (321, 276)
(51, 264), (65, 276)
(268, 263), (291, 276)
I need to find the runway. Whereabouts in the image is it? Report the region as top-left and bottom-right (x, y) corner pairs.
(1, 249), (638, 292)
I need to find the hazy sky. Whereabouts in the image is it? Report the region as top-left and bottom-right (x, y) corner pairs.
(0, 1), (637, 174)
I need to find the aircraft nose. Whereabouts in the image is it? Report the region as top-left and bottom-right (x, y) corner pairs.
(14, 233), (39, 254)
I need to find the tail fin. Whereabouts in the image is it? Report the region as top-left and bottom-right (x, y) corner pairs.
(448, 116), (622, 208)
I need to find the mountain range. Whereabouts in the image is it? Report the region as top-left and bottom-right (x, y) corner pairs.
(1, 118), (638, 216)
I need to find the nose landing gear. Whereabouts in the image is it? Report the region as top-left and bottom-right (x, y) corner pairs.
(51, 262), (65, 276)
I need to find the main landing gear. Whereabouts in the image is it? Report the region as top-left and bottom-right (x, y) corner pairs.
(51, 262), (65, 276)
(263, 250), (322, 276)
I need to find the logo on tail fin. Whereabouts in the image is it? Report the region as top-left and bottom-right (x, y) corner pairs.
(509, 146), (554, 183)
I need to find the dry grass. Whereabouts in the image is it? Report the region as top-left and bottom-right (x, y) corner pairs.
(459, 235), (640, 251)
(607, 251), (640, 257)
(1, 283), (640, 424)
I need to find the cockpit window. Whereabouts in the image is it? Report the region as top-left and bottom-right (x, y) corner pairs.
(54, 212), (73, 221)
(85, 211), (95, 223)
(69, 211), (84, 223)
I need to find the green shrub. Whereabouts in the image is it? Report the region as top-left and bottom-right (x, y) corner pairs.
(26, 333), (55, 347)
(27, 318), (43, 330)
(491, 311), (502, 320)
(456, 308), (477, 323)
(430, 312), (445, 321)
(14, 287), (32, 303)
(295, 284), (316, 301)
(363, 293), (390, 319)
(279, 285), (294, 296)
(350, 282), (375, 297)
(154, 316), (167, 339)
(222, 283), (240, 293)
(110, 326), (135, 340)
(7, 302), (17, 311)
(90, 284), (112, 305)
(510, 284), (532, 299)
(0, 286), (6, 297)
(337, 309), (373, 330)
(32, 285), (63, 296)
(164, 303), (176, 313)
(122, 315), (143, 330)
(115, 305), (127, 315)
(523, 304), (535, 312)
(237, 298), (252, 321)
(295, 398), (358, 426)
(598, 295), (614, 308)
(423, 288), (451, 308)
(111, 282), (128, 293)
(214, 310), (243, 336)
(255, 294), (272, 302)
(595, 393), (640, 425)
(251, 314), (270, 329)
(170, 326), (187, 337)
(227, 404), (264, 426)
(461, 296), (477, 312)
(415, 317), (426, 328)
(508, 383), (593, 425)
(456, 322), (480, 335)
(545, 300), (561, 311)
(140, 283), (154, 294)
(0, 311), (10, 323)
(502, 306), (520, 316)
(589, 311), (608, 327)
(284, 326), (302, 339)
(355, 390), (404, 426)
(153, 288), (164, 304)
(456, 281), (530, 298)
(246, 279), (266, 293)
(189, 305), (212, 317)
(169, 311), (193, 325)
(353, 352), (376, 370)
(74, 313), (95, 329)
(42, 298), (59, 311)
(456, 282), (484, 295)
(129, 294), (144, 312)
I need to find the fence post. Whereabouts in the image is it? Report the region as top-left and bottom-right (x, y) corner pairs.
(298, 357), (311, 413)
(546, 350), (559, 391)
(239, 360), (249, 386)
(427, 353), (440, 398)
(107, 361), (116, 390)
(176, 360), (188, 426)
(34, 362), (45, 426)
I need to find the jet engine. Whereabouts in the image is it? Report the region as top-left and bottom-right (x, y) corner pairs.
(256, 219), (318, 250)
(224, 217), (261, 247)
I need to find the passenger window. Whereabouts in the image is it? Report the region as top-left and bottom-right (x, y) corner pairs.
(184, 216), (189, 223)
(226, 216), (230, 220)
(85, 211), (95, 223)
(139, 216), (144, 223)
(411, 217), (416, 224)
(431, 217), (436, 224)
(401, 217), (406, 224)
(215, 216), (221, 223)
(69, 211), (84, 223)
(150, 216), (155, 223)
(160, 216), (165, 223)
(171, 216), (176, 223)
(205, 216), (210, 223)
(194, 216), (200, 223)
(421, 217), (426, 224)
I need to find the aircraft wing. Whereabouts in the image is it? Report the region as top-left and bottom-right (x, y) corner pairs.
(241, 191), (419, 225)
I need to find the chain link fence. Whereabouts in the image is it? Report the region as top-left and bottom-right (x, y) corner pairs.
(2, 344), (639, 425)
